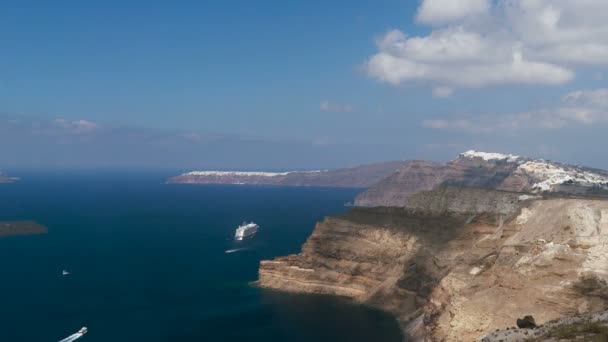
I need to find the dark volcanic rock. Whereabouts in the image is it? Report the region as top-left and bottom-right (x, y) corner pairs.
(353, 160), (445, 207)
(355, 151), (608, 207)
(355, 155), (523, 207)
(516, 315), (537, 329)
(406, 186), (522, 215)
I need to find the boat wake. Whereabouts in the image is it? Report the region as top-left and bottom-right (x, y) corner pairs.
(58, 332), (84, 342)
(58, 327), (87, 342)
(225, 247), (248, 254)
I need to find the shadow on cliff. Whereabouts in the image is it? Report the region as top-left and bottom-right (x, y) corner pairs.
(335, 205), (504, 339)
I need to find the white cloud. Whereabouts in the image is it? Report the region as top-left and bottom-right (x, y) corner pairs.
(422, 88), (608, 133)
(320, 101), (354, 113)
(417, 0), (490, 25)
(559, 88), (608, 124)
(53, 118), (99, 134)
(422, 118), (516, 134)
(562, 89), (608, 109)
(432, 86), (454, 98)
(181, 132), (203, 142)
(367, 0), (608, 93)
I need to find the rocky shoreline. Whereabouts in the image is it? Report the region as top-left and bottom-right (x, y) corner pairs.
(258, 187), (608, 340)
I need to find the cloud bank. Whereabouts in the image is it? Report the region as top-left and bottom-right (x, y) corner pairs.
(367, 0), (608, 91)
(0, 116), (404, 169)
(423, 88), (608, 133)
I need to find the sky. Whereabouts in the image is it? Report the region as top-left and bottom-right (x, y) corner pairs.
(1, 0), (607, 170)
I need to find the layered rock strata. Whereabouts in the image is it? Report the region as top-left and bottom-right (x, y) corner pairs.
(355, 151), (608, 207)
(258, 187), (608, 341)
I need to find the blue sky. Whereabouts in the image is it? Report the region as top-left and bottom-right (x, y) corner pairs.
(1, 1), (607, 169)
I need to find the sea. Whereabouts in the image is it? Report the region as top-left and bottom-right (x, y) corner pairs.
(0, 171), (403, 342)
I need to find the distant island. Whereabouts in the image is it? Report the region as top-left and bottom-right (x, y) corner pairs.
(0, 221), (48, 238)
(166, 161), (407, 188)
(0, 171), (18, 183)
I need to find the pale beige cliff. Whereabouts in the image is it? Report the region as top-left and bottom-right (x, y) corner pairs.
(258, 187), (608, 341)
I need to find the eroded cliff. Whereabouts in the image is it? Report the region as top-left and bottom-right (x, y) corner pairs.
(355, 150), (608, 207)
(258, 187), (608, 341)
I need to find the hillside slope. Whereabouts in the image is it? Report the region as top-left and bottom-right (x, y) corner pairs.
(356, 150), (608, 207)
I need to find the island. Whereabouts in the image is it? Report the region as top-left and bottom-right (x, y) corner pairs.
(0, 221), (48, 238)
(167, 161), (408, 188)
(0, 171), (18, 183)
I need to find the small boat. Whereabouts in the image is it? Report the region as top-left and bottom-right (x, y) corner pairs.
(234, 222), (259, 240)
(62, 270), (70, 276)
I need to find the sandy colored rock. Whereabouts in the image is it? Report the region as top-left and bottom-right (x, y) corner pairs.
(258, 187), (608, 341)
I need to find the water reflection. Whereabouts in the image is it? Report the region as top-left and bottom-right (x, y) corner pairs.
(259, 289), (404, 342)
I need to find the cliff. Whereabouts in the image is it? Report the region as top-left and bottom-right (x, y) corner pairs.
(167, 161), (407, 188)
(355, 150), (608, 207)
(258, 186), (608, 341)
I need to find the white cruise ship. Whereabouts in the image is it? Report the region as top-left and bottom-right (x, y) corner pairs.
(234, 222), (259, 240)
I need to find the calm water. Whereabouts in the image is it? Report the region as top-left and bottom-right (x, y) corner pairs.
(0, 172), (403, 342)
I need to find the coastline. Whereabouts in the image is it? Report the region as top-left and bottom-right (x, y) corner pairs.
(257, 188), (608, 340)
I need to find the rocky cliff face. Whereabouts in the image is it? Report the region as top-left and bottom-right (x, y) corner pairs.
(353, 160), (445, 207)
(406, 186), (524, 216)
(167, 161), (407, 188)
(355, 151), (608, 207)
(258, 186), (608, 341)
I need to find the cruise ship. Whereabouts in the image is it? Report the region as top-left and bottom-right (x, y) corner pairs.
(234, 222), (259, 240)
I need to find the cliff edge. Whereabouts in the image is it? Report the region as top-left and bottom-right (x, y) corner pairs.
(355, 150), (608, 207)
(258, 186), (608, 341)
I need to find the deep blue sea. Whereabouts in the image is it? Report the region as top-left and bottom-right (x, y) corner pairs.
(0, 171), (403, 342)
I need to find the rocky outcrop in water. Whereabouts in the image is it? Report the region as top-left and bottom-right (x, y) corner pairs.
(167, 161), (407, 188)
(0, 221), (47, 237)
(258, 185), (608, 341)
